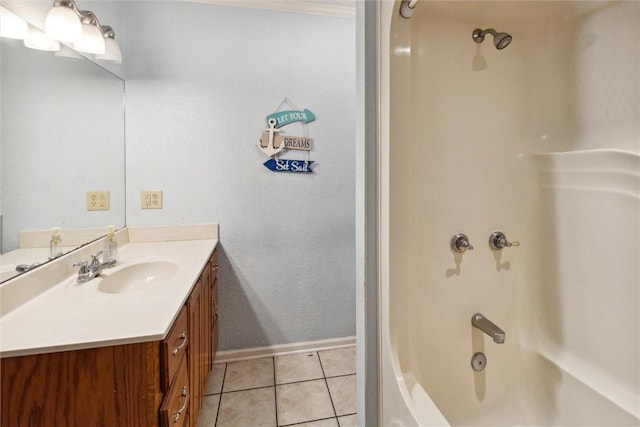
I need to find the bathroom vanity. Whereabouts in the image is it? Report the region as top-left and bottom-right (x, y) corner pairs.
(0, 225), (219, 427)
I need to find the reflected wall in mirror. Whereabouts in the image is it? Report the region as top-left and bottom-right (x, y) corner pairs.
(0, 19), (125, 282)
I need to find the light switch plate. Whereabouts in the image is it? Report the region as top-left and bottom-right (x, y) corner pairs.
(141, 190), (163, 209)
(87, 191), (110, 211)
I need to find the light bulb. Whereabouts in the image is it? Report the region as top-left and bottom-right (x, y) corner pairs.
(24, 26), (60, 51)
(74, 22), (105, 54)
(0, 7), (28, 40)
(45, 4), (82, 43)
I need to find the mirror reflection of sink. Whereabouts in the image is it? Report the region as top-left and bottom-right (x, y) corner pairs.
(0, 265), (19, 282)
(97, 261), (178, 294)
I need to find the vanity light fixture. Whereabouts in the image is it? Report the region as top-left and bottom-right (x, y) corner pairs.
(0, 7), (28, 40)
(43, 0), (121, 62)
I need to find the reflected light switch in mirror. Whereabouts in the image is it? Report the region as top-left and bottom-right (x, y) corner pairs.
(87, 191), (110, 211)
(141, 190), (163, 209)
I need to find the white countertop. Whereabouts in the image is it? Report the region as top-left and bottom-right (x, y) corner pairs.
(0, 225), (218, 358)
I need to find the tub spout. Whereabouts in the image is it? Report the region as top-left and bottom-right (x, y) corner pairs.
(472, 313), (505, 344)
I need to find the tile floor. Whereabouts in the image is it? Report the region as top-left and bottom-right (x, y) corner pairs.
(197, 346), (356, 427)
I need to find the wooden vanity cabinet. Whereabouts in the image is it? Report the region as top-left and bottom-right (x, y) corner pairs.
(0, 248), (218, 427)
(0, 342), (163, 427)
(187, 250), (218, 427)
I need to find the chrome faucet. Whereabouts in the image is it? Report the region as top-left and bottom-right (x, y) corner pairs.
(15, 262), (40, 272)
(472, 313), (505, 344)
(73, 250), (116, 283)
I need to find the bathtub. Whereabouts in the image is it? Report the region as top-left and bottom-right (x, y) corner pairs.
(378, 1), (640, 426)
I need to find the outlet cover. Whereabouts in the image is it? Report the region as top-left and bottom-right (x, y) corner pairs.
(141, 190), (163, 209)
(87, 191), (110, 211)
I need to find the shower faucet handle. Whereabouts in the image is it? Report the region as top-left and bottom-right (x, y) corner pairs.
(489, 231), (520, 250)
(451, 233), (474, 253)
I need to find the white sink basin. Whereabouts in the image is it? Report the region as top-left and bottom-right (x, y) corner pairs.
(98, 261), (178, 294)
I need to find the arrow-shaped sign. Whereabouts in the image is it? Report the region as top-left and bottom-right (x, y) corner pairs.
(266, 109), (316, 128)
(263, 159), (314, 173)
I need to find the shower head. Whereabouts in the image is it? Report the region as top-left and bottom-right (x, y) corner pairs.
(472, 28), (512, 50)
(493, 32), (512, 50)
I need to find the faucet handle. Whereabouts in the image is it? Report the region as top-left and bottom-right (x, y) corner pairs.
(89, 250), (104, 265)
(451, 233), (474, 253)
(73, 260), (90, 273)
(489, 231), (519, 250)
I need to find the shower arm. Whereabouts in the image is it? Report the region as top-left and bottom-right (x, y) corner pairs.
(472, 28), (497, 43)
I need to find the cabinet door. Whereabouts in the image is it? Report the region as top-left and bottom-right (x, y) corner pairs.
(212, 277), (218, 360)
(188, 278), (202, 427)
(210, 250), (219, 364)
(202, 262), (211, 377)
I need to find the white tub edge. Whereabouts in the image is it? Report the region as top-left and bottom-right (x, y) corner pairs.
(378, 1), (450, 426)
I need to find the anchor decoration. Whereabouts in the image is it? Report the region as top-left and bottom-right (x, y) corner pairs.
(258, 99), (315, 174)
(259, 118), (285, 157)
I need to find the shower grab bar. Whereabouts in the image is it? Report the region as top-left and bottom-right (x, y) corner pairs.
(472, 313), (505, 344)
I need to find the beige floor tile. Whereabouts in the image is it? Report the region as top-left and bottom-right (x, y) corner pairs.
(197, 394), (220, 427)
(318, 347), (356, 377)
(337, 414), (357, 427)
(204, 363), (225, 395)
(217, 387), (276, 427)
(222, 357), (274, 392)
(326, 375), (356, 416)
(276, 379), (335, 426)
(295, 418), (340, 427)
(275, 352), (324, 385)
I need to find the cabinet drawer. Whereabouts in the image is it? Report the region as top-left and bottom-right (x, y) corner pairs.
(161, 305), (188, 391)
(160, 356), (190, 427)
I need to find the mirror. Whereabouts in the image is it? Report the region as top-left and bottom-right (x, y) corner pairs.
(0, 12), (125, 282)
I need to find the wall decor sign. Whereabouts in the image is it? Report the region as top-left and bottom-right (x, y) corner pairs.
(263, 159), (314, 173)
(258, 98), (315, 173)
(266, 109), (316, 128)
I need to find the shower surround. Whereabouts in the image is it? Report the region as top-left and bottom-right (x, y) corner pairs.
(378, 1), (640, 426)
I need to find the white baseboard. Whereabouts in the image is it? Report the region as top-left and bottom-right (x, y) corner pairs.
(215, 336), (356, 363)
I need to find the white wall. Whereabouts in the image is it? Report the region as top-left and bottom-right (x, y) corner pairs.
(569, 1), (639, 151)
(123, 2), (356, 350)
